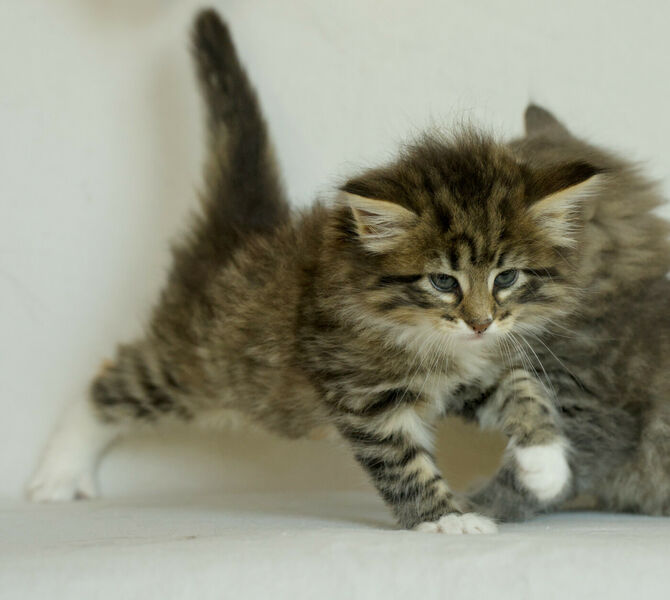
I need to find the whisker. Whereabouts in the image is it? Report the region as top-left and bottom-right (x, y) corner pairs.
(510, 331), (556, 399)
(517, 327), (582, 385)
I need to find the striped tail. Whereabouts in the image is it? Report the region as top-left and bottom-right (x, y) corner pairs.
(169, 9), (290, 298)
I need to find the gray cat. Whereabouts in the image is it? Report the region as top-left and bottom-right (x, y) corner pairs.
(468, 107), (670, 520)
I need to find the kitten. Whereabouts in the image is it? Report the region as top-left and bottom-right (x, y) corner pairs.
(28, 10), (607, 533)
(468, 106), (670, 521)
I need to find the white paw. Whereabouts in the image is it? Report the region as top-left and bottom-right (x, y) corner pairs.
(414, 513), (498, 534)
(27, 464), (98, 502)
(26, 398), (119, 502)
(514, 440), (570, 502)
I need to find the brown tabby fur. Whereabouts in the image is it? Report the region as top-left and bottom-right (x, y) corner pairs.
(30, 10), (670, 530)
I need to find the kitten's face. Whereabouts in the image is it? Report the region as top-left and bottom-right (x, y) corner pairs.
(336, 133), (600, 354)
(417, 251), (541, 344)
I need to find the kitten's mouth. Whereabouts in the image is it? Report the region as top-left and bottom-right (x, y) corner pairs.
(461, 328), (501, 344)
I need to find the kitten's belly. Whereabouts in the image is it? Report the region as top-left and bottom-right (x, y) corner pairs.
(195, 407), (340, 441)
(195, 407), (261, 431)
(210, 345), (499, 438)
(212, 362), (333, 438)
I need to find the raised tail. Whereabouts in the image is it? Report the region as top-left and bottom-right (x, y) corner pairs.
(193, 9), (288, 232)
(168, 9), (289, 298)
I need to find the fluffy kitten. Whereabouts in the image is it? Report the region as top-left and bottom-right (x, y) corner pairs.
(468, 107), (670, 520)
(28, 10), (627, 533)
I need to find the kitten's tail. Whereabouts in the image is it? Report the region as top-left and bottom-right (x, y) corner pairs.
(171, 9), (289, 293)
(193, 9), (288, 229)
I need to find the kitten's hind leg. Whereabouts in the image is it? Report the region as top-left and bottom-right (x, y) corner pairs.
(594, 407), (670, 516)
(27, 399), (117, 501)
(27, 343), (195, 502)
(27, 361), (122, 502)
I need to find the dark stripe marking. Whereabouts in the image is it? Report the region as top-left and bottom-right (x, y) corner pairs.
(340, 389), (419, 417)
(377, 274), (423, 286)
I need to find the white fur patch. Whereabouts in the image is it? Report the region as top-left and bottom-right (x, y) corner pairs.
(377, 408), (434, 451)
(415, 513), (498, 534)
(27, 398), (120, 502)
(514, 440), (571, 502)
(404, 453), (440, 483)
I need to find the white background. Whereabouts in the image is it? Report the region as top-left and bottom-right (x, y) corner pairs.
(1, 0), (669, 500)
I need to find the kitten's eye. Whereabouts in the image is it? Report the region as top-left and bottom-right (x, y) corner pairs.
(494, 269), (519, 289)
(429, 273), (460, 293)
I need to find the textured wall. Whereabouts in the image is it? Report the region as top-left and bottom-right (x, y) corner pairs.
(2, 0), (668, 499)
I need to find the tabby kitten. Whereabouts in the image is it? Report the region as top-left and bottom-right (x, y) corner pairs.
(28, 10), (604, 533)
(468, 107), (670, 521)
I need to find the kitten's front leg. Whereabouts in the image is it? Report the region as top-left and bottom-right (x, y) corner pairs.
(335, 390), (497, 534)
(475, 368), (572, 507)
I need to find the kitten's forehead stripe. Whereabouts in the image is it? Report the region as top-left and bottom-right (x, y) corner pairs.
(433, 202), (451, 230)
(448, 247), (460, 271)
(450, 233), (479, 266)
(482, 245), (498, 267)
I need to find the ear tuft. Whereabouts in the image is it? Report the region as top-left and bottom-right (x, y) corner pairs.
(527, 164), (604, 247)
(339, 192), (418, 253)
(528, 161), (602, 201)
(524, 104), (570, 138)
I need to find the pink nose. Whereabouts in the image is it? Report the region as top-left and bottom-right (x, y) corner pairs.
(468, 319), (492, 335)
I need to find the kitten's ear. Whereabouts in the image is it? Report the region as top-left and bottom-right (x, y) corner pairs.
(526, 161), (604, 246)
(524, 104), (570, 138)
(338, 191), (418, 253)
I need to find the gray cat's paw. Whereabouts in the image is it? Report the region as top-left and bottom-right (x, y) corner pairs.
(414, 512), (498, 534)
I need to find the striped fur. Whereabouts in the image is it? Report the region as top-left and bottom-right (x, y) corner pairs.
(29, 12), (670, 530)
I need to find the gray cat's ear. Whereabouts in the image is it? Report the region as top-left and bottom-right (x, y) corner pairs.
(338, 192), (418, 253)
(524, 104), (570, 137)
(526, 161), (604, 246)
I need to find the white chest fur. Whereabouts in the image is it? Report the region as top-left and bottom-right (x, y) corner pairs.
(407, 348), (501, 418)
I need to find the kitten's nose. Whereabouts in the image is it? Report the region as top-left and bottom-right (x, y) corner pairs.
(468, 319), (492, 335)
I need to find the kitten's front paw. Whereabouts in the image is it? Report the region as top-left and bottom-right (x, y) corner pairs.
(414, 512), (498, 534)
(514, 440), (570, 502)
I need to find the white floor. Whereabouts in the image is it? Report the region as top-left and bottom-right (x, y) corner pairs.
(2, 492), (669, 600)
